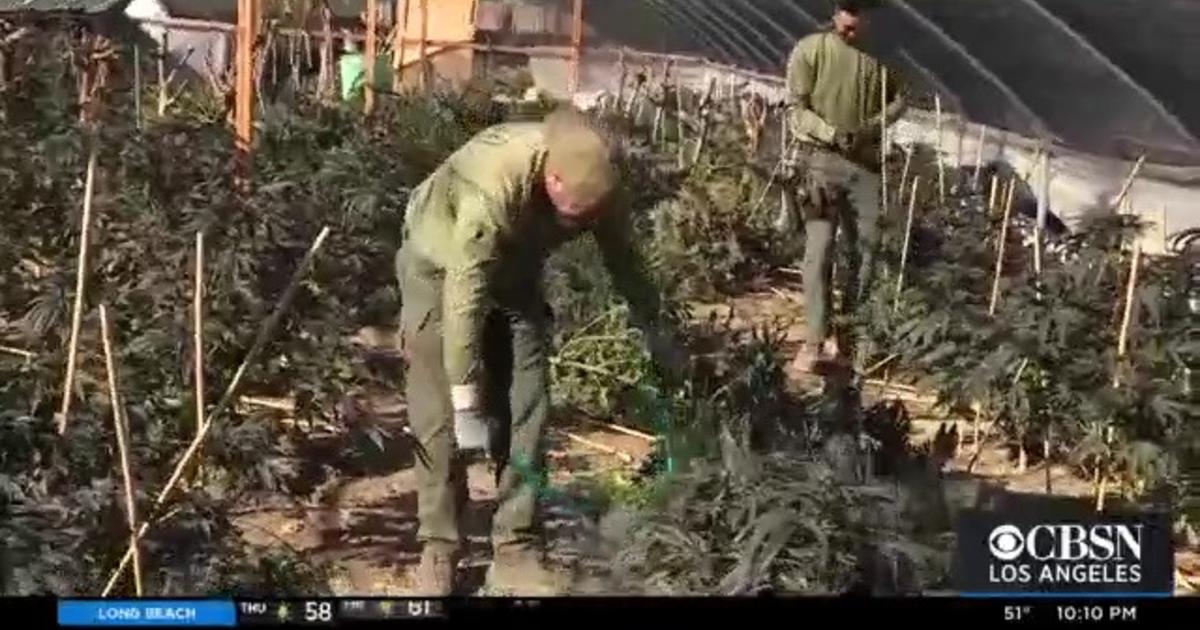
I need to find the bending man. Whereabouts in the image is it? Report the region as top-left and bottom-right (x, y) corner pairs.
(396, 108), (684, 595)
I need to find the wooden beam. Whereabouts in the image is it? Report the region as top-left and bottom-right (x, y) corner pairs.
(569, 0), (584, 95)
(365, 0), (377, 114)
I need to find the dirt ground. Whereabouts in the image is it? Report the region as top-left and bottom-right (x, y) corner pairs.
(233, 284), (1199, 596)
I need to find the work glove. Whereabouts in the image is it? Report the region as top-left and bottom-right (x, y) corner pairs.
(453, 409), (490, 452)
(832, 130), (858, 154)
(450, 384), (489, 452)
(647, 329), (689, 386)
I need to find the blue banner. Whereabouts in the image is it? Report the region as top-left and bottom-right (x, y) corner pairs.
(58, 600), (237, 627)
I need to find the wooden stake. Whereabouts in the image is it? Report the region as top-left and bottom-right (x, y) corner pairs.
(972, 123), (987, 190)
(615, 48), (627, 115)
(1035, 148), (1050, 232)
(1116, 241), (1142, 360)
(1043, 431), (1052, 494)
(690, 77), (716, 167)
(56, 143), (99, 436)
(987, 174), (999, 215)
(1159, 205), (1169, 254)
(364, 0), (377, 115)
(675, 72), (686, 169)
(133, 45), (142, 129)
(1112, 155), (1146, 210)
(99, 304), (143, 596)
(1095, 424), (1114, 512)
(193, 232), (205, 437)
(897, 144), (913, 207)
(102, 227), (332, 595)
(893, 177), (920, 313)
(988, 179), (1017, 316)
(935, 95), (946, 204)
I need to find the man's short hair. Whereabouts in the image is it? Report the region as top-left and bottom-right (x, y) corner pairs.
(835, 0), (882, 14)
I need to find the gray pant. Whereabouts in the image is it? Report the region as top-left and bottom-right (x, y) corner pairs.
(787, 147), (883, 349)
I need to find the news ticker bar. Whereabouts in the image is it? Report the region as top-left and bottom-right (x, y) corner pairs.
(11, 595), (1194, 627)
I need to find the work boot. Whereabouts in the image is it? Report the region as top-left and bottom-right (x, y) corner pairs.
(790, 338), (842, 374)
(413, 541), (459, 596)
(484, 543), (565, 596)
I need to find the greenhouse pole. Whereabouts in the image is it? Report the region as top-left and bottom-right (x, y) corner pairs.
(419, 0), (428, 94)
(235, 0), (259, 178)
(365, 0), (377, 115)
(569, 0), (584, 95)
(392, 0), (407, 72)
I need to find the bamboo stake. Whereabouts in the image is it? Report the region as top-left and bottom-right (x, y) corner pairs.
(972, 123), (986, 190)
(56, 143), (99, 436)
(364, 0), (377, 115)
(987, 174), (999, 214)
(1112, 155), (1146, 210)
(102, 227), (332, 594)
(690, 77), (716, 167)
(1044, 429), (1052, 494)
(1159, 205), (1169, 254)
(99, 305), (143, 596)
(896, 144), (913, 207)
(988, 179), (1017, 316)
(675, 72), (686, 169)
(880, 67), (889, 215)
(1, 345), (36, 361)
(193, 232), (205, 437)
(893, 177), (920, 313)
(1035, 148), (1050, 233)
(1116, 242), (1142, 362)
(133, 45), (142, 129)
(615, 48), (627, 115)
(1096, 425), (1114, 512)
(935, 95), (946, 204)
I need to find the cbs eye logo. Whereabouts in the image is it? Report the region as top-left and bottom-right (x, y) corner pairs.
(988, 525), (1025, 561)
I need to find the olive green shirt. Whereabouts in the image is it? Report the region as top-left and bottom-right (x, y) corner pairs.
(786, 30), (907, 164)
(402, 122), (663, 388)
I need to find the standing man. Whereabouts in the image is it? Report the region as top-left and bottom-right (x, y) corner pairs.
(785, 0), (907, 371)
(397, 108), (684, 595)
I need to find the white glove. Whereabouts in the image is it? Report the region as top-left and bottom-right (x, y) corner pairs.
(450, 385), (489, 452)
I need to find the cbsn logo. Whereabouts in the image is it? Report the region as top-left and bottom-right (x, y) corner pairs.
(987, 523), (1144, 584)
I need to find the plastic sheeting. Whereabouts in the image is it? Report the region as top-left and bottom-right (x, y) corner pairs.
(580, 0), (1200, 166)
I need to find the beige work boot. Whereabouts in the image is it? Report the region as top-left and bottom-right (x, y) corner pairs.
(483, 544), (566, 596)
(413, 541), (459, 596)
